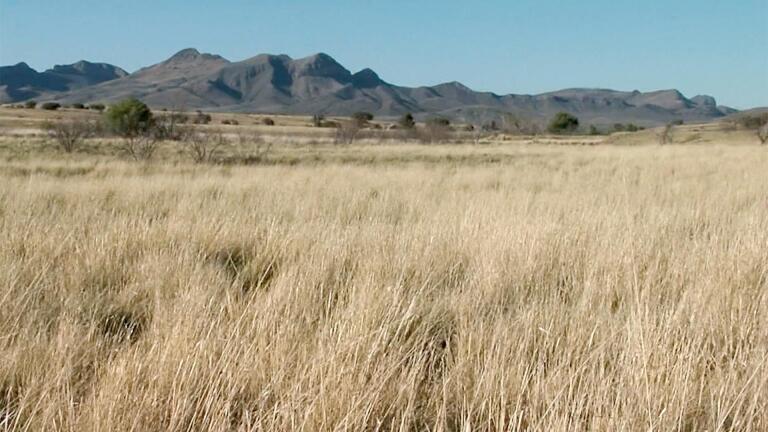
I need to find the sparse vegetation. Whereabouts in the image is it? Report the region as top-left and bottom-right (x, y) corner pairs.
(43, 119), (94, 152)
(736, 113), (768, 144)
(88, 103), (106, 112)
(24, 101), (37, 109)
(614, 123), (641, 132)
(152, 113), (189, 141)
(334, 119), (362, 144)
(736, 113), (768, 129)
(261, 117), (275, 126)
(500, 113), (540, 135)
(422, 117), (452, 143)
(183, 130), (228, 163)
(193, 110), (212, 125)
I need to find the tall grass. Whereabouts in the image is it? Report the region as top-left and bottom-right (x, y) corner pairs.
(0, 144), (766, 431)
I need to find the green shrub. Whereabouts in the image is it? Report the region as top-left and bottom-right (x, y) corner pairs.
(103, 98), (153, 137)
(352, 112), (374, 126)
(41, 102), (61, 111)
(399, 113), (416, 129)
(548, 112), (579, 134)
(24, 101), (37, 109)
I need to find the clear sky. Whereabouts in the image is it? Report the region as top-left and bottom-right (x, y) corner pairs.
(1, 0), (766, 108)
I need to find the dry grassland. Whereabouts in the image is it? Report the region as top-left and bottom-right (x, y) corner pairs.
(0, 127), (767, 430)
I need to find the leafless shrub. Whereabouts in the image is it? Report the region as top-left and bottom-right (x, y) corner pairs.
(215, 131), (272, 164)
(246, 141), (273, 163)
(184, 130), (229, 163)
(334, 121), (362, 145)
(418, 118), (453, 144)
(123, 132), (161, 161)
(43, 119), (95, 153)
(465, 122), (499, 145)
(152, 114), (190, 141)
(658, 123), (674, 145)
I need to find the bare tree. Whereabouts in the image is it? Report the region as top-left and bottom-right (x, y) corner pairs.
(43, 119), (94, 153)
(167, 96), (190, 139)
(658, 123), (674, 145)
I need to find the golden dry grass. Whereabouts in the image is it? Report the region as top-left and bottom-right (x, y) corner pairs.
(0, 138), (767, 430)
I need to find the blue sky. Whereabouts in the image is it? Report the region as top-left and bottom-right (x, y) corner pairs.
(1, 0), (766, 108)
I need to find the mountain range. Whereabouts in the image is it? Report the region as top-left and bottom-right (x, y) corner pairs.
(0, 61), (127, 103)
(0, 49), (738, 126)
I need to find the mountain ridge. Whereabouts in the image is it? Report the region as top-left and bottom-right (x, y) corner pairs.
(0, 60), (127, 103)
(0, 49), (738, 126)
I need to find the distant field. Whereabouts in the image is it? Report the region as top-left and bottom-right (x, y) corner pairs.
(0, 107), (763, 161)
(1, 112), (767, 430)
